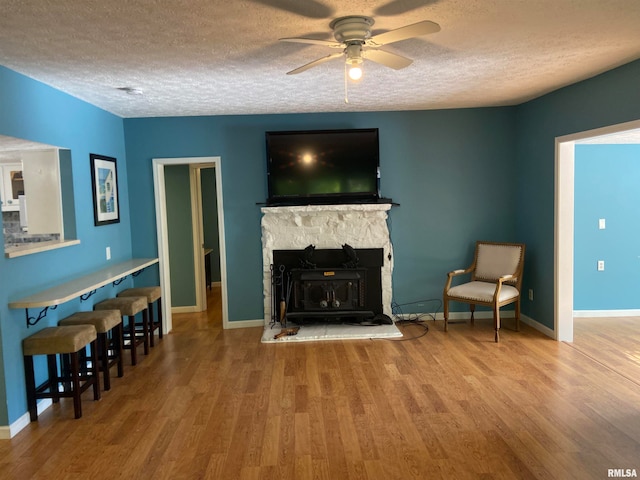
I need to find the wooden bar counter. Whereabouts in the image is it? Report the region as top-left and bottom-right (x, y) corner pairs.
(9, 258), (159, 326)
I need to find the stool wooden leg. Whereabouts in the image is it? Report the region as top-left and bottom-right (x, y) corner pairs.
(89, 340), (100, 401)
(148, 302), (155, 348)
(98, 332), (110, 391)
(127, 316), (137, 366)
(48, 355), (60, 402)
(115, 323), (124, 378)
(157, 298), (163, 339)
(24, 355), (38, 422)
(70, 351), (82, 419)
(142, 309), (150, 355)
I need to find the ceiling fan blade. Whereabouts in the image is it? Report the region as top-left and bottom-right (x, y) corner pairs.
(249, 0), (333, 19)
(279, 37), (343, 48)
(374, 0), (441, 16)
(368, 20), (440, 46)
(286, 52), (344, 75)
(364, 49), (413, 70)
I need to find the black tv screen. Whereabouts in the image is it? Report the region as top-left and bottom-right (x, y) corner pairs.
(265, 128), (380, 205)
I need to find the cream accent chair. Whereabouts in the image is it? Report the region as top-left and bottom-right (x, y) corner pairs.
(443, 241), (525, 342)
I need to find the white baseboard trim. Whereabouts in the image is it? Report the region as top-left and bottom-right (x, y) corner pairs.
(397, 311), (508, 321)
(394, 310), (556, 340)
(573, 309), (640, 318)
(209, 281), (221, 288)
(0, 399), (52, 439)
(172, 305), (200, 314)
(227, 319), (264, 329)
(520, 314), (556, 339)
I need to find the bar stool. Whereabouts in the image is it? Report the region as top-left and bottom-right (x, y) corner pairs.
(23, 325), (100, 421)
(117, 286), (162, 347)
(94, 296), (148, 366)
(59, 310), (124, 391)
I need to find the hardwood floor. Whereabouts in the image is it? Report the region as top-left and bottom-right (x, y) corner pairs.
(1, 293), (639, 479)
(570, 316), (640, 388)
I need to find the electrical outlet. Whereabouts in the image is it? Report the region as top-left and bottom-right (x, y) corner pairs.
(106, 246), (111, 260)
(598, 218), (606, 230)
(528, 289), (534, 301)
(597, 260), (604, 271)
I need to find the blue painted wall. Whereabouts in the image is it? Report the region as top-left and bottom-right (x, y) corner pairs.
(574, 144), (640, 310)
(515, 60), (640, 329)
(0, 67), (138, 426)
(165, 165), (196, 306)
(2, 57), (640, 429)
(124, 108), (518, 321)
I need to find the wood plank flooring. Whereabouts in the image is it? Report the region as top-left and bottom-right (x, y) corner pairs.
(571, 316), (640, 387)
(1, 291), (639, 479)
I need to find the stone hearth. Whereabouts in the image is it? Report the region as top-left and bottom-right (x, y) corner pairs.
(261, 204), (393, 325)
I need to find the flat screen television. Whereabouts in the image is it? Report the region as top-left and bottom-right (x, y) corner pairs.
(265, 128), (380, 206)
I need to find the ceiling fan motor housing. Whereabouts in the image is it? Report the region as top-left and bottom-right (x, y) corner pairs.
(330, 16), (374, 44)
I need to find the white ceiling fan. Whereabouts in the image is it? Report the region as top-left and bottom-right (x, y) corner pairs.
(280, 16), (441, 80)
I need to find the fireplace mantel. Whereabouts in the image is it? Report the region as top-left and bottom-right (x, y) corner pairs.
(261, 203), (394, 325)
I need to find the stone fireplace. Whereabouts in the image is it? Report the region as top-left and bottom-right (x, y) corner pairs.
(261, 204), (393, 326)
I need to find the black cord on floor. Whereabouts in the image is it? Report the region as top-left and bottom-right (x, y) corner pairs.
(377, 298), (442, 341)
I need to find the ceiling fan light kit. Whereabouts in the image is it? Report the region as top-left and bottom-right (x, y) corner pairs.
(345, 44), (364, 80)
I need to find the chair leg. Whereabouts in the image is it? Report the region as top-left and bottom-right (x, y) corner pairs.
(48, 355), (60, 402)
(127, 316), (137, 366)
(70, 351), (82, 419)
(494, 306), (501, 343)
(24, 355), (38, 422)
(98, 333), (110, 391)
(470, 305), (476, 325)
(157, 298), (163, 339)
(115, 323), (124, 377)
(515, 299), (521, 332)
(148, 302), (155, 348)
(89, 340), (101, 401)
(142, 309), (150, 355)
(443, 299), (449, 332)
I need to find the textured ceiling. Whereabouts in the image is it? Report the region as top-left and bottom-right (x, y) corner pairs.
(1, 0), (640, 119)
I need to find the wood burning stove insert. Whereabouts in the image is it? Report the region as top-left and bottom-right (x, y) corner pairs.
(271, 245), (384, 325)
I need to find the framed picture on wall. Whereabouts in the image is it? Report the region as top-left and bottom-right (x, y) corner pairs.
(90, 153), (120, 226)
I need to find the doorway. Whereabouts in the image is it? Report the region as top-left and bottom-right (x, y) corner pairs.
(152, 156), (229, 333)
(555, 119), (640, 342)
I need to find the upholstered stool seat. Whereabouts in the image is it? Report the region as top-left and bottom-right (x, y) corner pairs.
(118, 286), (162, 346)
(59, 310), (124, 391)
(94, 296), (148, 366)
(23, 325), (100, 421)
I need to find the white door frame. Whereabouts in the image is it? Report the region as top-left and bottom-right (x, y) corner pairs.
(152, 156), (229, 332)
(555, 119), (640, 342)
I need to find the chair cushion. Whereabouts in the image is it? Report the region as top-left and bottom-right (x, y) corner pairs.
(23, 325), (97, 356)
(95, 296), (147, 316)
(447, 281), (519, 303)
(117, 287), (161, 303)
(59, 310), (122, 333)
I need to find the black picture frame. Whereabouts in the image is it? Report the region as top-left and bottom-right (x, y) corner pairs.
(90, 153), (120, 226)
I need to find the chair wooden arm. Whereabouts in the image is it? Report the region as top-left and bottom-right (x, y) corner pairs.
(444, 267), (473, 292)
(492, 274), (517, 301)
(448, 267), (473, 278)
